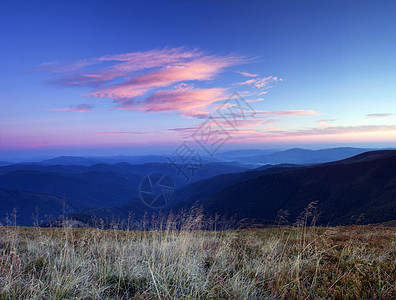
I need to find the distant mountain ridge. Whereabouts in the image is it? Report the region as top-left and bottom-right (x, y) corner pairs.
(2, 147), (384, 167)
(70, 164), (300, 224)
(70, 150), (396, 227)
(1, 148), (395, 227)
(38, 155), (224, 166)
(39, 155), (177, 166)
(0, 161), (249, 225)
(174, 150), (396, 226)
(233, 147), (377, 164)
(217, 149), (278, 158)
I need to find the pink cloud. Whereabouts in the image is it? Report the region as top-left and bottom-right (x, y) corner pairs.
(33, 48), (243, 93)
(86, 56), (240, 100)
(239, 76), (282, 90)
(32, 48), (200, 85)
(230, 125), (396, 143)
(177, 108), (318, 121)
(316, 119), (336, 127)
(236, 71), (258, 77)
(32, 49), (293, 122)
(114, 86), (227, 113)
(245, 98), (265, 103)
(215, 124), (396, 145)
(255, 109), (318, 116)
(216, 109), (318, 120)
(49, 103), (93, 112)
(32, 48), (251, 115)
(167, 116), (396, 145)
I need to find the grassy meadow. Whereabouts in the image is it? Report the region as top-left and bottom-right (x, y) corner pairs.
(0, 214), (395, 299)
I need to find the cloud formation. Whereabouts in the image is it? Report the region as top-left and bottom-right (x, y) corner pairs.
(365, 113), (393, 119)
(263, 125), (396, 140)
(236, 71), (258, 77)
(114, 86), (226, 113)
(33, 48), (248, 115)
(225, 124), (396, 144)
(316, 119), (336, 127)
(239, 76), (282, 90)
(254, 109), (317, 117)
(87, 56), (235, 101)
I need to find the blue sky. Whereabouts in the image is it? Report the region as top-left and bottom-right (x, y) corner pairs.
(1, 0), (395, 160)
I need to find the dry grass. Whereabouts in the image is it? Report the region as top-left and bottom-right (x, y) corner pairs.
(0, 214), (395, 299)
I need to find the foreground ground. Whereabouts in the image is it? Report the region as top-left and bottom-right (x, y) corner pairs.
(0, 221), (395, 299)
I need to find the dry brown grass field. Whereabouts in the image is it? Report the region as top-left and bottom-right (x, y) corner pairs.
(0, 215), (395, 299)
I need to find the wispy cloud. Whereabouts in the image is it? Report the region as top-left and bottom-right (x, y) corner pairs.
(113, 85), (227, 113)
(245, 98), (265, 103)
(87, 56), (236, 101)
(236, 71), (258, 77)
(265, 125), (396, 138)
(254, 109), (318, 117)
(239, 76), (282, 90)
(49, 103), (93, 112)
(167, 118), (274, 140)
(179, 109), (318, 121)
(27, 60), (96, 74)
(316, 119), (336, 127)
(219, 124), (396, 144)
(31, 48), (201, 86)
(32, 48), (250, 115)
(365, 113), (394, 119)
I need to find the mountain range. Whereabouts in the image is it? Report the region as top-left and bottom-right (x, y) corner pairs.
(227, 147), (376, 164)
(173, 150), (396, 226)
(0, 147), (395, 227)
(71, 150), (396, 227)
(3, 147), (385, 166)
(0, 161), (248, 225)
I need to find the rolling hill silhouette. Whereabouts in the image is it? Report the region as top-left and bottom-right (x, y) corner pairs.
(174, 150), (396, 226)
(1, 149), (395, 226)
(0, 161), (249, 225)
(69, 164), (299, 225)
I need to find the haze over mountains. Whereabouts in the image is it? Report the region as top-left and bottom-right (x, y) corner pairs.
(0, 147), (395, 227)
(217, 147), (376, 164)
(3, 147), (378, 166)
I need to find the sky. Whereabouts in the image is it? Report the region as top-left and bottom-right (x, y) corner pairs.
(1, 0), (396, 160)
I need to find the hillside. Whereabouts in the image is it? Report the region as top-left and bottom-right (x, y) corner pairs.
(0, 170), (142, 210)
(69, 164), (300, 225)
(0, 188), (76, 226)
(174, 150), (396, 226)
(2, 149), (395, 227)
(173, 164), (300, 205)
(0, 161), (249, 225)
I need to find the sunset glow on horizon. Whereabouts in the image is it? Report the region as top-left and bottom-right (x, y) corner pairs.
(1, 1), (395, 160)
